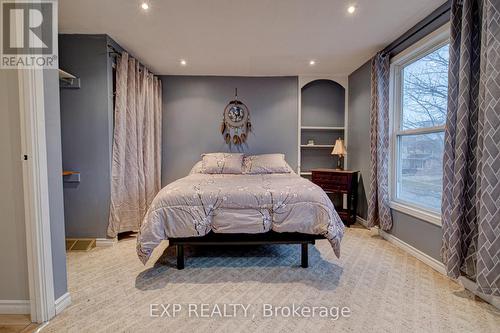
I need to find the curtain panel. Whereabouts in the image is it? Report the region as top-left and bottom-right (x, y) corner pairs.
(368, 52), (393, 231)
(108, 52), (163, 238)
(441, 0), (499, 296)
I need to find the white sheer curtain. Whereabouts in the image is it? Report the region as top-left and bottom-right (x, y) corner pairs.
(107, 52), (162, 238)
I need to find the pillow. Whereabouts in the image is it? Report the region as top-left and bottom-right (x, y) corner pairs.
(189, 161), (203, 174)
(201, 153), (244, 174)
(243, 154), (292, 174)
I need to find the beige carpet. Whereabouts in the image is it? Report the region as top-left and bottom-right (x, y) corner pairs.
(44, 226), (499, 333)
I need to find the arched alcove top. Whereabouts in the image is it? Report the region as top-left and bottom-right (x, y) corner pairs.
(301, 79), (345, 127)
(301, 79), (346, 93)
(299, 75), (348, 90)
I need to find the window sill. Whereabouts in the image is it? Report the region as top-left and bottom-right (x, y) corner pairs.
(389, 201), (442, 227)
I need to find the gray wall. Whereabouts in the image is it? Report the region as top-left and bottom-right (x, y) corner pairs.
(347, 61), (371, 219)
(0, 69), (30, 302)
(44, 69), (68, 300)
(59, 34), (113, 238)
(391, 210), (443, 259)
(161, 76), (298, 184)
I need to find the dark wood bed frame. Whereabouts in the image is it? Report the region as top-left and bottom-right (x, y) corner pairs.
(169, 231), (324, 269)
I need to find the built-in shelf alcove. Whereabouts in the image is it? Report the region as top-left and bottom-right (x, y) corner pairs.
(299, 78), (346, 177)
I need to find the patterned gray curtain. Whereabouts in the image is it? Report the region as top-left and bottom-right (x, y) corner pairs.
(441, 0), (499, 296)
(367, 53), (393, 231)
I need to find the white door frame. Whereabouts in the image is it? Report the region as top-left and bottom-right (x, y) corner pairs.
(18, 67), (56, 323)
(11, 0), (58, 321)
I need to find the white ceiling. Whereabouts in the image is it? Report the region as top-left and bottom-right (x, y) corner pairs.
(59, 0), (446, 76)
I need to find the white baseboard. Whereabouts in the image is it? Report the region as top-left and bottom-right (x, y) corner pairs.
(0, 300), (30, 314)
(54, 292), (71, 315)
(356, 216), (369, 228)
(458, 277), (500, 310)
(95, 238), (117, 247)
(378, 229), (446, 275)
(378, 229), (500, 309)
(356, 216), (380, 236)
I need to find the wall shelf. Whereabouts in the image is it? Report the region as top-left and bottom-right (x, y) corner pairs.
(58, 69), (76, 80)
(58, 68), (80, 89)
(301, 126), (344, 131)
(300, 144), (334, 148)
(62, 171), (79, 176)
(62, 170), (80, 183)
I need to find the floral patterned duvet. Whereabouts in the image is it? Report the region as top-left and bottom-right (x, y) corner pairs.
(137, 172), (344, 264)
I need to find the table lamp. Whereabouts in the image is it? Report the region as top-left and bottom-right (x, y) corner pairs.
(331, 138), (347, 170)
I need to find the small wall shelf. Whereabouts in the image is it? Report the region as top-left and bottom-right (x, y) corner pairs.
(62, 170), (80, 183)
(301, 126), (344, 131)
(300, 144), (334, 148)
(58, 69), (75, 80)
(58, 68), (80, 89)
(62, 171), (79, 176)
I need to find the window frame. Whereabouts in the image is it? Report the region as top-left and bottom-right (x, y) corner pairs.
(389, 23), (450, 226)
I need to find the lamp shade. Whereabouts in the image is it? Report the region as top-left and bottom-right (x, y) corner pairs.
(331, 138), (346, 156)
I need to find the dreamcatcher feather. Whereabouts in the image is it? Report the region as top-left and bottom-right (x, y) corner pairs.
(221, 88), (251, 147)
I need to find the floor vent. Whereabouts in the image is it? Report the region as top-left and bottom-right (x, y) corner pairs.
(66, 238), (96, 252)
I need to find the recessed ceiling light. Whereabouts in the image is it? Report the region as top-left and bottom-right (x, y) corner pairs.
(141, 2), (149, 10)
(347, 5), (356, 14)
(309, 60), (316, 66)
(180, 59), (187, 66)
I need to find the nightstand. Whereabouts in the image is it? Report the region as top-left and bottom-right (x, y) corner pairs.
(311, 169), (359, 226)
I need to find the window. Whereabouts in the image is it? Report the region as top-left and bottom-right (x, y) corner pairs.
(390, 26), (450, 222)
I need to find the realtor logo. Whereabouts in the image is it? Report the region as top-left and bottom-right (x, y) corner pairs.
(1, 0), (57, 68)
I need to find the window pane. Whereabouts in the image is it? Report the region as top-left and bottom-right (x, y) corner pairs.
(401, 44), (449, 130)
(397, 132), (444, 211)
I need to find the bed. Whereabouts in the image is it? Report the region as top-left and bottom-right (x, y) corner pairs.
(136, 157), (345, 268)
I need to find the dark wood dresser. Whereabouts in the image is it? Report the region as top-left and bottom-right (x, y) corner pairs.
(311, 169), (359, 226)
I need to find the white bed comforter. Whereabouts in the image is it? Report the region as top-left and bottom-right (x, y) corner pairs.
(137, 173), (344, 264)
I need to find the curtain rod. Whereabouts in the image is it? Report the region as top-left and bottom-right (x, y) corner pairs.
(107, 44), (157, 76)
(382, 1), (451, 57)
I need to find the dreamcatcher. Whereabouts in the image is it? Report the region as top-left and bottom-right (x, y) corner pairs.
(220, 88), (252, 146)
